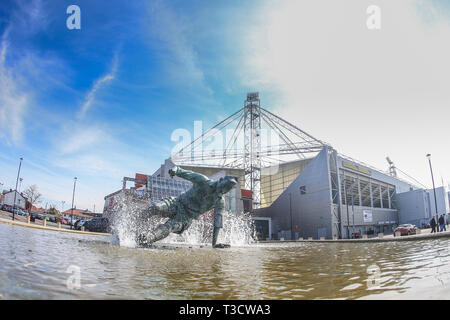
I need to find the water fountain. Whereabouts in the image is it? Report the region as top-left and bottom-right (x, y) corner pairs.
(109, 191), (257, 248)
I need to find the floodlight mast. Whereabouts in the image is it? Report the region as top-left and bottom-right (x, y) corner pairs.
(244, 93), (262, 209)
(170, 92), (327, 211)
(386, 157), (397, 177)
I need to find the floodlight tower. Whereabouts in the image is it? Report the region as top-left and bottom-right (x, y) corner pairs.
(386, 157), (397, 177)
(243, 92), (262, 209)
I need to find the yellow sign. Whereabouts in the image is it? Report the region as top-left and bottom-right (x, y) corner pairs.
(342, 161), (371, 176)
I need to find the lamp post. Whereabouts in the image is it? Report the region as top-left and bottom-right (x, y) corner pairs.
(70, 177), (77, 229)
(289, 193), (294, 240)
(426, 154), (439, 230)
(12, 157), (23, 221)
(0, 182), (3, 206)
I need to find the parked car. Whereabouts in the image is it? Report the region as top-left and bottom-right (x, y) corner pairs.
(74, 220), (87, 230)
(394, 224), (417, 236)
(35, 214), (44, 220)
(83, 218), (109, 233)
(17, 209), (27, 216)
(49, 216), (56, 223)
(56, 218), (67, 225)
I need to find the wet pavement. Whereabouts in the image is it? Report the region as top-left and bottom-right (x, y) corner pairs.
(1, 222), (450, 299)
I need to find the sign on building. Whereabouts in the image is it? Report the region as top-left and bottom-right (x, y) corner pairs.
(363, 210), (373, 223)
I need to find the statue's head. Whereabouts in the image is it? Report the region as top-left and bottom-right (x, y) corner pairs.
(216, 176), (237, 194)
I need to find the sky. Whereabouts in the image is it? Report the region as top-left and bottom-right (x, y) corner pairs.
(0, 0), (449, 212)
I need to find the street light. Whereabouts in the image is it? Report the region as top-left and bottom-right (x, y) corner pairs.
(12, 157), (23, 221)
(70, 177), (77, 229)
(426, 154), (439, 230)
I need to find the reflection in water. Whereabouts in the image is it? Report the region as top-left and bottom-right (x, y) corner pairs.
(1, 223), (450, 299)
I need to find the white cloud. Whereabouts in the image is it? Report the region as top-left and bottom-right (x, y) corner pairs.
(14, 0), (48, 31)
(58, 125), (110, 155)
(78, 56), (118, 119)
(147, 1), (212, 94)
(0, 32), (28, 145)
(240, 0), (450, 186)
(52, 154), (120, 176)
(51, 123), (125, 178)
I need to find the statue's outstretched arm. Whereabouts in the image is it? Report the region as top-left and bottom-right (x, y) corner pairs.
(169, 166), (209, 184)
(212, 197), (225, 247)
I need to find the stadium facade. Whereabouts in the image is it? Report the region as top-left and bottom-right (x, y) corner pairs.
(104, 93), (450, 240)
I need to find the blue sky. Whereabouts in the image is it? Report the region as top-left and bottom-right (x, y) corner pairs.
(1, 0), (449, 211)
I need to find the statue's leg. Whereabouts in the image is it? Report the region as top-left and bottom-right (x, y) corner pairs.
(212, 211), (229, 248)
(212, 211), (223, 247)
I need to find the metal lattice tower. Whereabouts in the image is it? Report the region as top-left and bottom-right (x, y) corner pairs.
(386, 157), (397, 177)
(243, 93), (262, 208)
(170, 92), (327, 210)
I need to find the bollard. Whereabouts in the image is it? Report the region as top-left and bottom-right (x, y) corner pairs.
(280, 237), (284, 241)
(27, 215), (31, 224)
(57, 222), (61, 229)
(320, 237), (325, 240)
(362, 234), (368, 239)
(333, 236), (338, 240)
(395, 231), (401, 237)
(378, 233), (384, 238)
(81, 226), (85, 232)
(43, 219), (46, 227)
(308, 237), (313, 240)
(416, 229), (421, 234)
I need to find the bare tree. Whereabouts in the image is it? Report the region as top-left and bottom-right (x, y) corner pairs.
(23, 185), (42, 211)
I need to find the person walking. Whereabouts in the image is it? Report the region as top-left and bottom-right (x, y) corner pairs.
(439, 214), (446, 232)
(430, 216), (437, 233)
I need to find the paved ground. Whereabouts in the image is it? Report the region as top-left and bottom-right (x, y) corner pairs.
(0, 210), (72, 229)
(3, 209), (450, 243)
(0, 210), (109, 236)
(264, 226), (450, 243)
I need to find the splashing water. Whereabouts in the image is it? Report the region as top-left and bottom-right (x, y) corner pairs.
(108, 193), (257, 248)
(163, 210), (257, 246)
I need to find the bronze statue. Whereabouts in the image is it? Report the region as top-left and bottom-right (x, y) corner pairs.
(136, 166), (237, 248)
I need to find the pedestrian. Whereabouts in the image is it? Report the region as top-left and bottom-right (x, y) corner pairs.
(430, 217), (437, 233)
(439, 214), (445, 232)
(446, 215), (449, 228)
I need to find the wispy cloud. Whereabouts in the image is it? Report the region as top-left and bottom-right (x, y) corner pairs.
(148, 1), (212, 94)
(52, 153), (121, 177)
(57, 124), (111, 155)
(14, 0), (48, 31)
(0, 30), (28, 145)
(77, 55), (118, 119)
